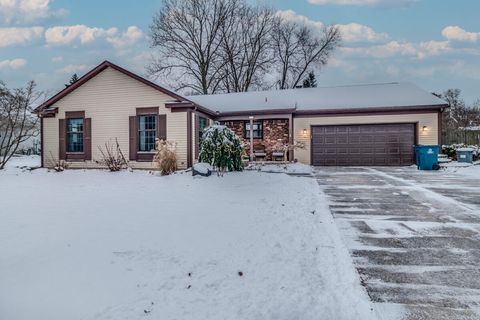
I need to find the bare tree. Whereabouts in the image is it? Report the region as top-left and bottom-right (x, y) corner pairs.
(0, 81), (41, 170)
(437, 89), (480, 144)
(219, 3), (277, 92)
(470, 99), (480, 125)
(273, 21), (341, 89)
(148, 0), (233, 94)
(148, 0), (341, 94)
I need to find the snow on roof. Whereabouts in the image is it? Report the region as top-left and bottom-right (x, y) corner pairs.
(188, 82), (447, 114)
(466, 126), (480, 131)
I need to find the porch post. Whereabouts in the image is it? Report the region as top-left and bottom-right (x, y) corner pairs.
(249, 116), (254, 161)
(288, 113), (293, 161)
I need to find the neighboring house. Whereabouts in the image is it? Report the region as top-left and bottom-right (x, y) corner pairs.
(34, 60), (447, 169)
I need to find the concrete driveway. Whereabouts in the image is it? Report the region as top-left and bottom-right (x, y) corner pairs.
(315, 166), (480, 320)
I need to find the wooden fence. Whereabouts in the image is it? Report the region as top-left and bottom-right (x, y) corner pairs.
(443, 130), (480, 145)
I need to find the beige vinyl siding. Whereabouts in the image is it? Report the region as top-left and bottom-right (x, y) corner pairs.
(294, 112), (439, 165)
(42, 67), (189, 169)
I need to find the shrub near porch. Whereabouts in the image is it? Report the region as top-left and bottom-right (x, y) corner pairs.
(221, 120), (290, 160)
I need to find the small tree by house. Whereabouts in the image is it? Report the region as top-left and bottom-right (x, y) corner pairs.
(96, 138), (129, 172)
(198, 124), (243, 175)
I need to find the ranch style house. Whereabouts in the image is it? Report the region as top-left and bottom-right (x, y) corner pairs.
(34, 60), (447, 169)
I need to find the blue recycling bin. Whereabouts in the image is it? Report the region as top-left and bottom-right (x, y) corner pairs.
(415, 145), (439, 170)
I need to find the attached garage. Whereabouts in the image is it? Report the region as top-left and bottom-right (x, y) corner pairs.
(311, 123), (416, 166)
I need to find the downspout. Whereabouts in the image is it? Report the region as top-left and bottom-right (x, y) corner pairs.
(187, 110), (192, 168)
(40, 115), (44, 168)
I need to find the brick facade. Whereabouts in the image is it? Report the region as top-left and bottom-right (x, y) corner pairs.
(221, 119), (290, 161)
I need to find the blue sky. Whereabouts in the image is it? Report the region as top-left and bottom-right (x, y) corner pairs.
(1, 0), (479, 102)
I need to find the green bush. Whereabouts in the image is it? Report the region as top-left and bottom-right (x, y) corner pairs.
(199, 124), (243, 174)
(441, 145), (457, 160)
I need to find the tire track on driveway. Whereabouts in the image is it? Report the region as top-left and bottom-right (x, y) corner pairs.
(316, 166), (480, 320)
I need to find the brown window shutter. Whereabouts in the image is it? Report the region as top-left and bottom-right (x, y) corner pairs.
(129, 116), (137, 160)
(195, 114), (200, 159)
(84, 118), (92, 160)
(59, 119), (66, 160)
(157, 114), (167, 141)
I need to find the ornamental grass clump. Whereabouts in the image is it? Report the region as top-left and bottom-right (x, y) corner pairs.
(199, 124), (243, 176)
(154, 139), (177, 175)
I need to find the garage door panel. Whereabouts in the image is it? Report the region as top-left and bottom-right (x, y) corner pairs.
(400, 136), (414, 143)
(387, 135), (400, 143)
(311, 123), (415, 166)
(349, 135), (360, 143)
(388, 158), (401, 166)
(360, 136), (373, 143)
(325, 136), (336, 144)
(388, 147), (400, 154)
(363, 147), (374, 154)
(312, 127), (325, 134)
(373, 157), (388, 166)
(361, 126), (374, 133)
(348, 126), (361, 133)
(374, 147), (387, 154)
(400, 146), (413, 153)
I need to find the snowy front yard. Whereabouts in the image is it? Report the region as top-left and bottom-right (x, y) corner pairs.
(0, 157), (376, 320)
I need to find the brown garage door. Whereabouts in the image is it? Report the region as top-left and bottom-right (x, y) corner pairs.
(311, 123), (415, 166)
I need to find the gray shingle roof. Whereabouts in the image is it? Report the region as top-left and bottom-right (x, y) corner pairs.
(188, 82), (446, 114)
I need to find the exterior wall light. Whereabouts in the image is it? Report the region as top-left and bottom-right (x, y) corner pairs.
(302, 128), (308, 137)
(422, 125), (428, 131)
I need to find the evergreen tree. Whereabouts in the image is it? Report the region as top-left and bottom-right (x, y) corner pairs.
(65, 73), (79, 88)
(199, 124), (243, 174)
(302, 71), (317, 88)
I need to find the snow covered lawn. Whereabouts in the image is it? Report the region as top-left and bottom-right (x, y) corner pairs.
(0, 156), (376, 320)
(442, 162), (480, 178)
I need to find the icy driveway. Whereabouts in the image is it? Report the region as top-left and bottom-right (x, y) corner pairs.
(316, 166), (480, 320)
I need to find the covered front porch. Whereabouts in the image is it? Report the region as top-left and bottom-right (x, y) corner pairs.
(218, 112), (294, 162)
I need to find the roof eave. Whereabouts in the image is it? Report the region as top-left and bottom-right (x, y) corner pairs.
(33, 60), (196, 115)
(214, 108), (297, 117)
(165, 101), (217, 117)
(293, 104), (448, 116)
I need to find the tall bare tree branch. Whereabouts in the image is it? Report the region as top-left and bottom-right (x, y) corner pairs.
(220, 3), (277, 92)
(148, 0), (233, 94)
(273, 21), (341, 89)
